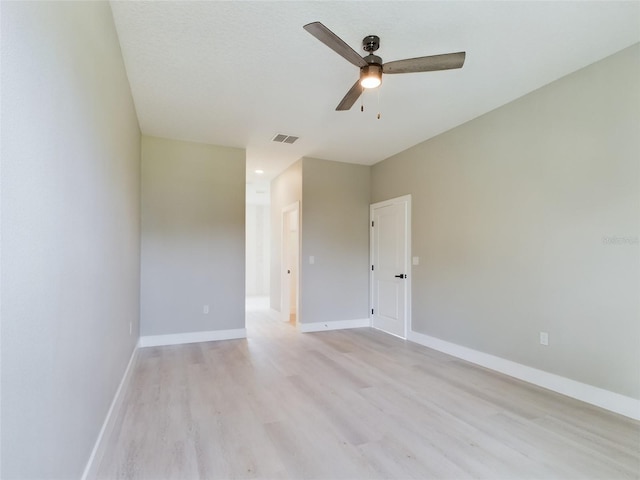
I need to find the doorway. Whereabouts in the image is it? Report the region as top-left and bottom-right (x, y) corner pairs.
(245, 180), (271, 312)
(281, 202), (300, 325)
(370, 195), (411, 338)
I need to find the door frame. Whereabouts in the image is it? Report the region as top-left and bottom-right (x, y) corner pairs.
(281, 201), (300, 324)
(369, 195), (412, 338)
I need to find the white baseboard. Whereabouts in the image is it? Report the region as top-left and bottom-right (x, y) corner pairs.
(299, 318), (371, 333)
(81, 345), (138, 480)
(139, 328), (246, 348)
(407, 330), (640, 421)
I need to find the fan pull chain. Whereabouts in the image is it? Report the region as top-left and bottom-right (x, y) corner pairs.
(377, 88), (381, 120)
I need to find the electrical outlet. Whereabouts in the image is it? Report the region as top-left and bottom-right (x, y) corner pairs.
(203, 305), (210, 314)
(412, 256), (420, 265)
(309, 256), (315, 264)
(539, 331), (549, 346)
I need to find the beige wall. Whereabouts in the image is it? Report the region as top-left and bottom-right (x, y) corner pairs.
(270, 158), (371, 324)
(141, 136), (245, 335)
(270, 160), (302, 311)
(1, 2), (141, 477)
(371, 44), (640, 399)
(300, 158), (371, 324)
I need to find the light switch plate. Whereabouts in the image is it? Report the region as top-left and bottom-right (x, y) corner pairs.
(540, 332), (549, 346)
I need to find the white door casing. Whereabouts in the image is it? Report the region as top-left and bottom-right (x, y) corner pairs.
(370, 195), (411, 338)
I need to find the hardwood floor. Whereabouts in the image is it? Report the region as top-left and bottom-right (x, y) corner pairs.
(95, 310), (640, 479)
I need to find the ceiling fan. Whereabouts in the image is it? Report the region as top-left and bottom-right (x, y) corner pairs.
(303, 21), (466, 111)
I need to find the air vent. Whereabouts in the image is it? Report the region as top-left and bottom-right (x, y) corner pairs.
(272, 133), (299, 144)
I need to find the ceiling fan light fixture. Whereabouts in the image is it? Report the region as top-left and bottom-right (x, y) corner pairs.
(360, 64), (382, 89)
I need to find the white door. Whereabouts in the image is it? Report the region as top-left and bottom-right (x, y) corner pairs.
(281, 203), (299, 323)
(370, 196), (411, 338)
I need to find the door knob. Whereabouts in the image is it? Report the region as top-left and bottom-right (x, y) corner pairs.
(395, 274), (406, 279)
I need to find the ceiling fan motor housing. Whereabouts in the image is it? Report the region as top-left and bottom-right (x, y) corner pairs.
(364, 54), (382, 65)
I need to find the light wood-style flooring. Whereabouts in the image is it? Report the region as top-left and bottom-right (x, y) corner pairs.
(95, 310), (640, 479)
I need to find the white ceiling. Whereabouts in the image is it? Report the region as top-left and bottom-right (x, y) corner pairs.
(110, 1), (640, 185)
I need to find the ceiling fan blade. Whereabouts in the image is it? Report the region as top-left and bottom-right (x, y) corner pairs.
(304, 21), (368, 68)
(383, 52), (466, 74)
(336, 80), (363, 111)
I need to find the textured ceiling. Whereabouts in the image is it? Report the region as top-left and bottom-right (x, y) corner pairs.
(110, 1), (640, 184)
